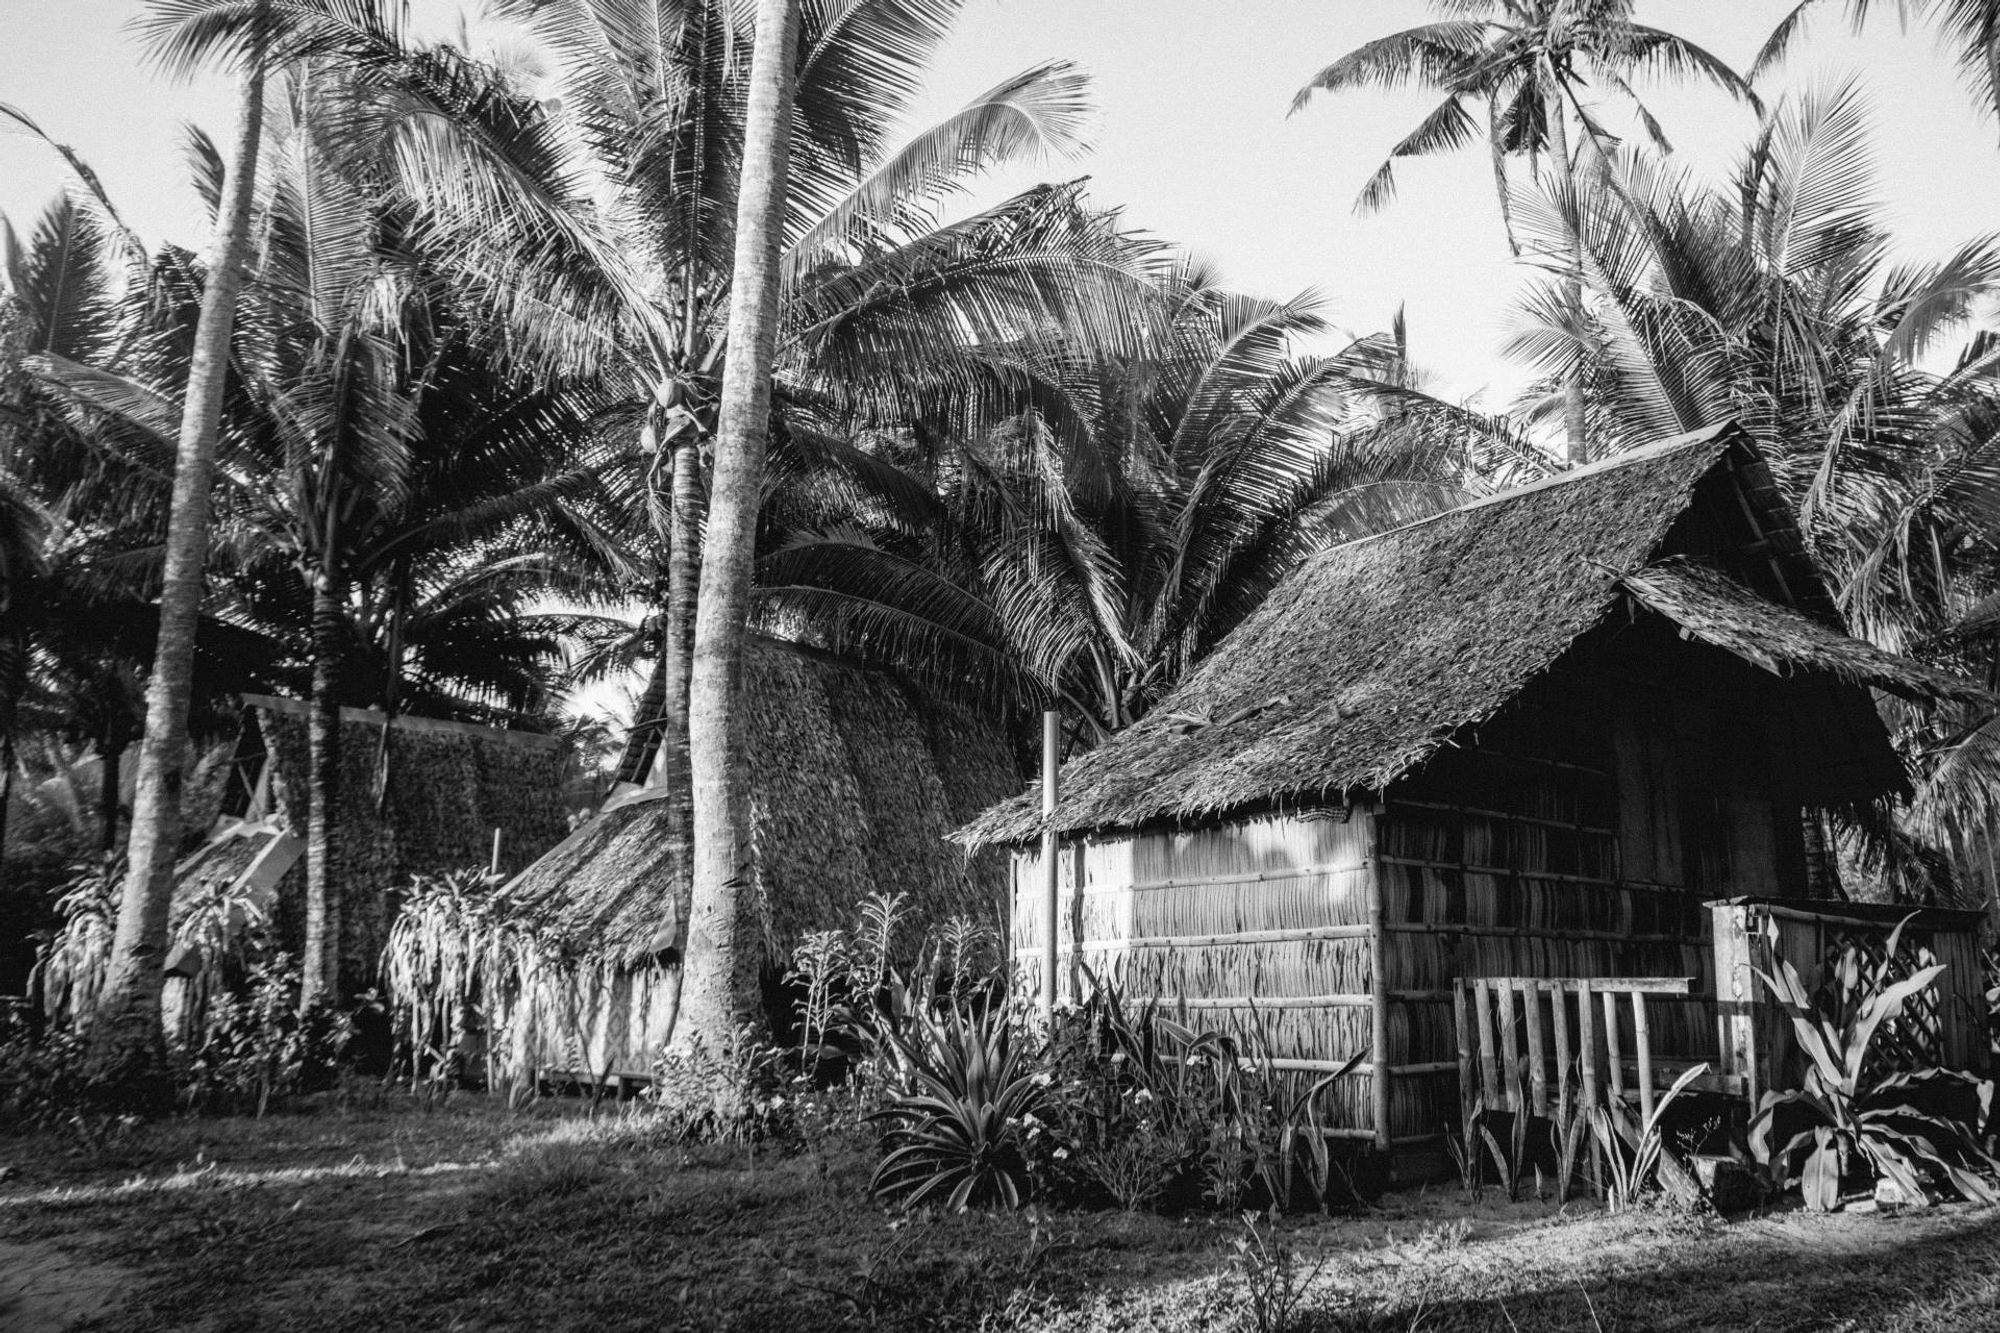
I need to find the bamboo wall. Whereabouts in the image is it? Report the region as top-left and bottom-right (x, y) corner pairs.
(1011, 812), (1380, 1132)
(1370, 666), (1807, 1142)
(502, 963), (678, 1085)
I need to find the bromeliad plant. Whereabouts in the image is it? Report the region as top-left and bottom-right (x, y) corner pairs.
(1750, 921), (2000, 1211)
(869, 1001), (1046, 1211)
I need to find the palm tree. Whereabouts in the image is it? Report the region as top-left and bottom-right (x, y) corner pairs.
(1757, 1), (2000, 135)
(1291, 0), (1758, 463)
(680, 0), (801, 1063)
(752, 265), (1524, 741)
(438, 0), (1156, 1006)
(35, 66), (628, 1005)
(1500, 79), (2000, 897)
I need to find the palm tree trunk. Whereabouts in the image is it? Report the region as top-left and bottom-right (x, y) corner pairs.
(0, 731), (13, 872)
(659, 437), (700, 889)
(98, 739), (124, 856)
(1545, 83), (1589, 467)
(679, 0), (800, 1062)
(300, 571), (344, 1011)
(91, 46), (266, 1095)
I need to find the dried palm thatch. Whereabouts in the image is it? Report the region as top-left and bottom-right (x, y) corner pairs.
(178, 697), (571, 986)
(961, 424), (1976, 848)
(469, 639), (1020, 1081)
(496, 638), (1021, 972)
(1620, 561), (1990, 706)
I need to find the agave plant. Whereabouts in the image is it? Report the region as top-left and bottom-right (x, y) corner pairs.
(1588, 1063), (1709, 1212)
(1750, 920), (2000, 1211)
(869, 1003), (1045, 1212)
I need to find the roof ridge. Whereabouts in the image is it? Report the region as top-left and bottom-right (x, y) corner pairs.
(1316, 422), (1741, 562)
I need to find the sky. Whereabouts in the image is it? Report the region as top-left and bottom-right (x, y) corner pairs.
(3, 1), (1997, 405)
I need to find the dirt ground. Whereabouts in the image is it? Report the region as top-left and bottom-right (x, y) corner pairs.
(4, 1092), (1999, 1332)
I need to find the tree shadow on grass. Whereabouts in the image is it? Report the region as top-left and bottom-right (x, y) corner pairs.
(1291, 1205), (2000, 1333)
(11, 1107), (2000, 1333)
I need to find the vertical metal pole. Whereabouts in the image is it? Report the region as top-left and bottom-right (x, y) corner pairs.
(1040, 709), (1060, 1020)
(1368, 847), (1393, 1157)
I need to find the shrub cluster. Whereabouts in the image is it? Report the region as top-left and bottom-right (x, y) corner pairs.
(867, 986), (1369, 1217)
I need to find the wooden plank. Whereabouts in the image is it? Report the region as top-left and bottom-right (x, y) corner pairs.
(1075, 924), (1373, 951)
(1474, 981), (1501, 1107)
(1602, 988), (1626, 1105)
(1377, 920), (1699, 946)
(1498, 982), (1523, 1114)
(1453, 981), (1476, 1131)
(1551, 983), (1574, 1126)
(1524, 983), (1549, 1117)
(1258, 1057), (1369, 1076)
(1122, 991), (1446, 1010)
(1111, 860), (1374, 893)
(1576, 980), (1598, 1109)
(1632, 992), (1656, 1124)
(1461, 975), (1697, 996)
(1578, 979), (1604, 1201)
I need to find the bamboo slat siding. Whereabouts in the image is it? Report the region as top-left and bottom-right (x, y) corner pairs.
(1011, 813), (1379, 1130)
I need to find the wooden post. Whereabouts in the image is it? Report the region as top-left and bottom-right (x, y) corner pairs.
(1577, 979), (1603, 1199)
(1475, 982), (1501, 1107)
(1040, 710), (1059, 1021)
(1550, 984), (1573, 1126)
(1452, 981), (1476, 1131)
(1524, 983), (1549, 1118)
(1497, 982), (1522, 1114)
(490, 827), (503, 877)
(1367, 851), (1393, 1155)
(1602, 989), (1625, 1106)
(1632, 992), (1656, 1124)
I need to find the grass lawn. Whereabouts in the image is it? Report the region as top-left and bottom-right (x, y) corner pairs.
(5, 1089), (2000, 1332)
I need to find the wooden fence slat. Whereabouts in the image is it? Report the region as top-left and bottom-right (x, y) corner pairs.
(1551, 983), (1573, 1126)
(1475, 982), (1501, 1107)
(1602, 989), (1625, 1104)
(1578, 979), (1603, 1200)
(1498, 983), (1523, 1114)
(1524, 982), (1549, 1117)
(1633, 991), (1656, 1124)
(1453, 982), (1475, 1129)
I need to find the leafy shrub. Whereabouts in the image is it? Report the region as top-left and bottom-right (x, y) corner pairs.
(1751, 924), (2000, 1210)
(35, 858), (120, 1026)
(0, 1004), (97, 1132)
(870, 1002), (1045, 1211)
(645, 1021), (793, 1143)
(178, 955), (352, 1116)
(1028, 990), (1233, 1210)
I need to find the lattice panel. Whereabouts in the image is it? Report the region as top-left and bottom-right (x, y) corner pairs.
(1814, 928), (1944, 1079)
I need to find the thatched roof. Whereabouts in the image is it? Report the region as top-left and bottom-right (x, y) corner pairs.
(1620, 562), (1990, 706)
(494, 637), (1022, 968)
(191, 696), (572, 981)
(959, 424), (1975, 848)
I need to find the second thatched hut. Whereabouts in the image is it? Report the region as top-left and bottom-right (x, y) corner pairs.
(485, 636), (1022, 1084)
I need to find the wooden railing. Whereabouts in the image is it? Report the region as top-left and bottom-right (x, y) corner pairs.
(1452, 976), (1745, 1129)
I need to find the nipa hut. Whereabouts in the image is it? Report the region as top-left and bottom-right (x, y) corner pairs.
(959, 423), (1990, 1170)
(177, 694), (570, 991)
(488, 636), (1022, 1085)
